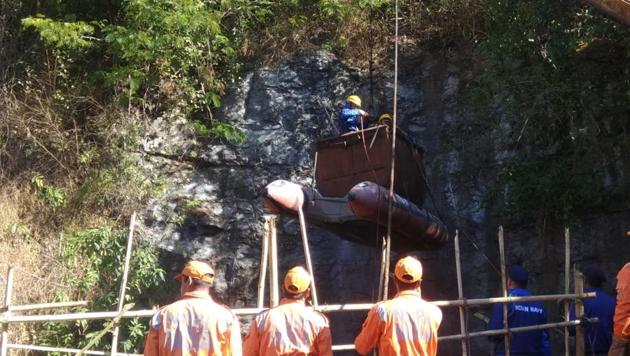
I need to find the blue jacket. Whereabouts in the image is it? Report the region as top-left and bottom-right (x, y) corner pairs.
(570, 287), (615, 353)
(488, 288), (551, 356)
(338, 103), (364, 133)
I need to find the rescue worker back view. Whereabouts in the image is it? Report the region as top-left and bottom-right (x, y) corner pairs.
(143, 260), (242, 356)
(354, 256), (443, 356)
(243, 266), (332, 356)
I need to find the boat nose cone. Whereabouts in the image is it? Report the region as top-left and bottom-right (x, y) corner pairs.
(261, 180), (305, 213)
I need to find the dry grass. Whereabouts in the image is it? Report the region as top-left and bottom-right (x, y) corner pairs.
(0, 182), (78, 347)
(241, 0), (484, 71)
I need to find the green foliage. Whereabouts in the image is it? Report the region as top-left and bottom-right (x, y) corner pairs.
(31, 173), (67, 210)
(470, 0), (630, 224)
(22, 16), (95, 49)
(38, 226), (165, 353)
(192, 120), (246, 144)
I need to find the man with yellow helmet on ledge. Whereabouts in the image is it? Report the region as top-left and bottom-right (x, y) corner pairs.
(243, 266), (332, 356)
(338, 94), (370, 133)
(354, 256), (443, 356)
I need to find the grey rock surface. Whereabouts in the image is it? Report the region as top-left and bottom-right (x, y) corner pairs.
(138, 49), (630, 355)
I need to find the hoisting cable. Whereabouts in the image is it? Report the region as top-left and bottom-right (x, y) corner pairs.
(362, 0), (387, 304)
(378, 0), (400, 301)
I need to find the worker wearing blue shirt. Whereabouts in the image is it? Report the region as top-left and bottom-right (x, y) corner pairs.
(488, 265), (552, 356)
(570, 266), (615, 356)
(338, 95), (369, 133)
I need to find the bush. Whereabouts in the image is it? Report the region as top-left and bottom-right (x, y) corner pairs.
(37, 226), (166, 353)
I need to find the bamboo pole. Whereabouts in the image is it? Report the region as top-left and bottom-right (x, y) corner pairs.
(498, 226), (510, 356)
(297, 207), (318, 306)
(0, 292), (596, 324)
(9, 301), (87, 312)
(0, 267), (13, 356)
(574, 269), (585, 356)
(111, 212), (137, 356)
(267, 215), (279, 307)
(257, 222), (269, 309)
(564, 227), (570, 356)
(377, 236), (387, 301)
(439, 318), (597, 341)
(7, 343), (142, 356)
(330, 318), (597, 350)
(454, 230), (468, 356)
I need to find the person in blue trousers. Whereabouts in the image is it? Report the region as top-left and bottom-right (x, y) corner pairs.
(488, 265), (552, 356)
(570, 265), (615, 356)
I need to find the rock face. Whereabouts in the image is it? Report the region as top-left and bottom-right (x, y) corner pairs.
(139, 49), (630, 354)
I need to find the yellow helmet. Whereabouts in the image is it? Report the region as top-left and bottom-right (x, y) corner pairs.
(346, 95), (362, 108)
(378, 113), (392, 124)
(284, 266), (311, 294)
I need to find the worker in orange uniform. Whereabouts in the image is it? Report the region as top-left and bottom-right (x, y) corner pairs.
(243, 266), (332, 356)
(609, 261), (630, 355)
(143, 260), (242, 356)
(354, 256), (443, 356)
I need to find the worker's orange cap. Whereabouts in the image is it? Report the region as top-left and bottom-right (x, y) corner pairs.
(394, 256), (423, 283)
(284, 266), (311, 294)
(175, 261), (215, 284)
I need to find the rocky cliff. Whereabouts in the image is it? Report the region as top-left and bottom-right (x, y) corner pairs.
(138, 49), (630, 354)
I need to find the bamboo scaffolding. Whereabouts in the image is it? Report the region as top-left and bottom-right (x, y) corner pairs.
(0, 292), (596, 324)
(498, 226), (510, 356)
(454, 230), (468, 355)
(257, 221), (269, 308)
(574, 269), (585, 356)
(297, 207), (318, 306)
(266, 215), (280, 307)
(7, 343), (141, 356)
(0, 268), (13, 356)
(8, 301), (87, 312)
(564, 227), (570, 356)
(111, 212), (137, 356)
(330, 318), (598, 351)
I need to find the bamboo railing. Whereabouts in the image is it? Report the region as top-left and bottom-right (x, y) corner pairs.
(0, 215), (596, 355)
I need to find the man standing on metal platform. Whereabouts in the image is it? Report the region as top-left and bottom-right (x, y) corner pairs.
(243, 266), (332, 356)
(354, 256), (443, 356)
(338, 95), (370, 133)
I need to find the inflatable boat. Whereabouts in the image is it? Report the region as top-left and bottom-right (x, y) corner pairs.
(261, 125), (449, 252)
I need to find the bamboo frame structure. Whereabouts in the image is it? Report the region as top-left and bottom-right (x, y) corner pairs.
(8, 301), (87, 312)
(498, 226), (510, 356)
(564, 227), (570, 356)
(266, 215), (279, 307)
(0, 267), (13, 356)
(257, 221), (269, 308)
(111, 212), (137, 356)
(7, 343), (141, 356)
(297, 207), (319, 306)
(454, 230), (468, 355)
(0, 220), (599, 355)
(574, 269), (585, 356)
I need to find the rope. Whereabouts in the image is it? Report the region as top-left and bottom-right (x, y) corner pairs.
(379, 0), (400, 301)
(410, 152), (500, 275)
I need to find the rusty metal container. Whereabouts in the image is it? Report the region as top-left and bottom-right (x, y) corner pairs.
(313, 125), (426, 206)
(585, 0), (630, 25)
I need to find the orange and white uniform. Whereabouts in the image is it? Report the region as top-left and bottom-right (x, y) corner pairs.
(243, 298), (332, 356)
(354, 290), (442, 356)
(614, 263), (630, 338)
(143, 291), (242, 356)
